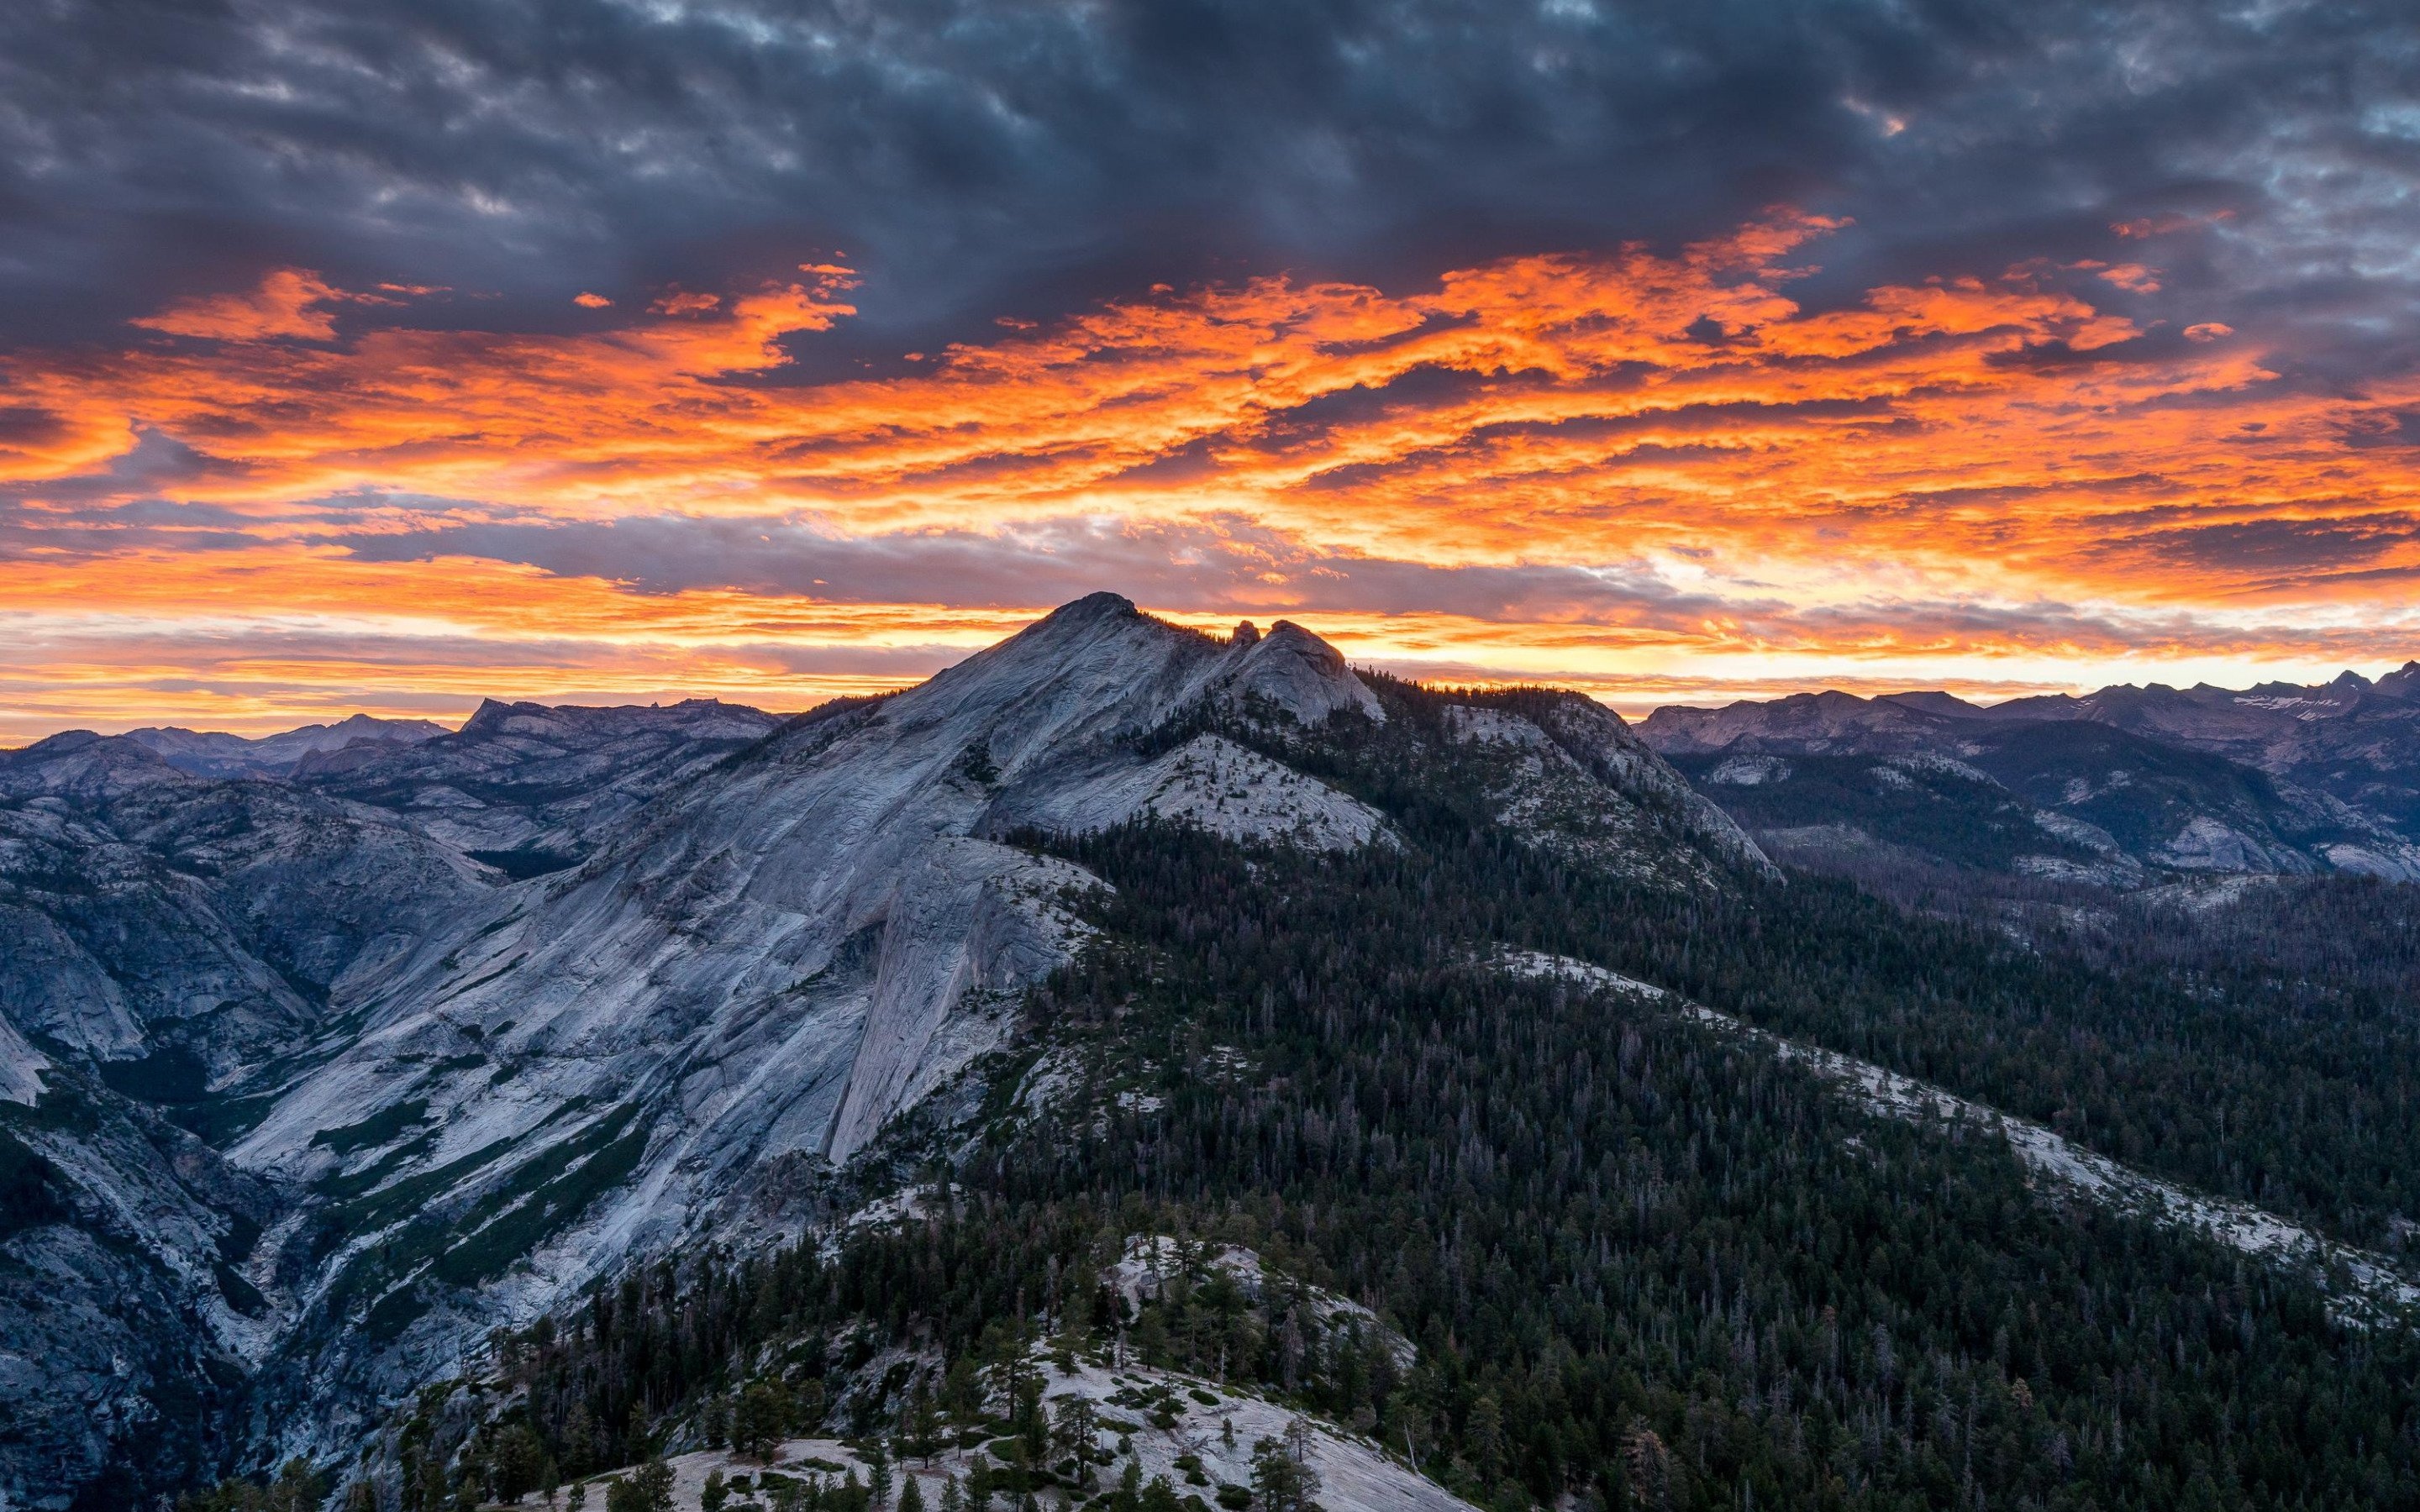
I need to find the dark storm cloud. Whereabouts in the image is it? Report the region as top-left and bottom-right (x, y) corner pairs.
(3, 0), (2416, 376)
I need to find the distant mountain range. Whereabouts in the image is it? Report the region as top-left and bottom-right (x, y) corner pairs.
(1638, 663), (2420, 885)
(124, 715), (450, 780)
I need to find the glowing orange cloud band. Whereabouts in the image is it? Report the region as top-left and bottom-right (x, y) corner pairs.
(3, 213), (2416, 737)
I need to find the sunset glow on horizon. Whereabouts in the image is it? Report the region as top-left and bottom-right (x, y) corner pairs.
(4, 1), (2417, 739)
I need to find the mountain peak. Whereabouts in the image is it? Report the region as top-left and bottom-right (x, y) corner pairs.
(0, 728), (187, 801)
(1881, 690), (1987, 717)
(458, 697), (526, 736)
(1042, 590), (1140, 625)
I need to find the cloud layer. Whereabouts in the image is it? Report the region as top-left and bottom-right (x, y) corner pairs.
(3, 0), (2417, 733)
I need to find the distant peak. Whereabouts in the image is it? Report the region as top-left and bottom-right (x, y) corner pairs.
(23, 729), (118, 757)
(1233, 620), (1260, 647)
(1879, 690), (1985, 717)
(459, 697), (534, 736)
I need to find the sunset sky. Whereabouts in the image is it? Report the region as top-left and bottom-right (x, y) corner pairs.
(5, 1), (2418, 738)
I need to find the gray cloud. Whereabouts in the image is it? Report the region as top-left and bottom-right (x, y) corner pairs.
(2, 0), (2414, 388)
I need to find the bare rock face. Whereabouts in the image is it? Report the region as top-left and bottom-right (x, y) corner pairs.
(1006, 733), (1390, 850)
(0, 734), (495, 1078)
(0, 734), (519, 1510)
(1442, 696), (1773, 884)
(1213, 620), (1386, 726)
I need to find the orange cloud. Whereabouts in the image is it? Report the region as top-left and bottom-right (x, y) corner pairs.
(4, 217), (2417, 737)
(130, 268), (350, 342)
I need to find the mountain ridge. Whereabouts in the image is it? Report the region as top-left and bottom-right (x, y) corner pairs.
(1639, 665), (2420, 884)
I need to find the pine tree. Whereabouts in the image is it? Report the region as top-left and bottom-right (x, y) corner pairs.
(1139, 1478), (1181, 1512)
(632, 1460), (673, 1512)
(496, 1425), (544, 1504)
(905, 1386), (943, 1466)
(735, 1383), (791, 1462)
(1465, 1396), (1503, 1486)
(865, 1443), (892, 1511)
(1249, 1426), (1319, 1512)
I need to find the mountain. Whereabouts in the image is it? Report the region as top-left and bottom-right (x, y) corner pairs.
(294, 698), (788, 874)
(0, 597), (1754, 1509)
(0, 732), (492, 1079)
(221, 599), (1759, 1461)
(1639, 670), (2420, 885)
(0, 706), (782, 1507)
(1988, 664), (2420, 839)
(13, 599), (2420, 1512)
(124, 717), (449, 780)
